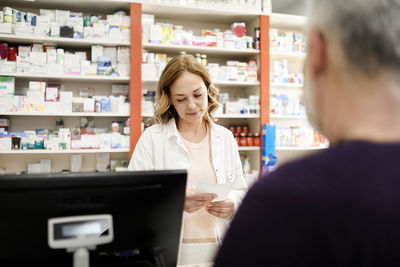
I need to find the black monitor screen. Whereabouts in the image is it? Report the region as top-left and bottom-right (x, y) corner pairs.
(0, 170), (187, 267)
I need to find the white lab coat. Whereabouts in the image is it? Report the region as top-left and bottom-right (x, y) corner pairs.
(128, 118), (248, 243)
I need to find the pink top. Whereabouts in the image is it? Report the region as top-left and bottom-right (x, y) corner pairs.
(181, 127), (218, 244)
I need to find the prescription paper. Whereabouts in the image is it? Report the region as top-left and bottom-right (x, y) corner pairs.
(196, 181), (233, 202)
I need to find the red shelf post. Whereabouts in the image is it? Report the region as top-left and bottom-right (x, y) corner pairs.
(130, 3), (143, 158)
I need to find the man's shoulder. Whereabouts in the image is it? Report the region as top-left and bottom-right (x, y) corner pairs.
(266, 140), (400, 183)
(271, 147), (335, 177)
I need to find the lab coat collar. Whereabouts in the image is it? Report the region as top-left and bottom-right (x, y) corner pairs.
(165, 118), (179, 140)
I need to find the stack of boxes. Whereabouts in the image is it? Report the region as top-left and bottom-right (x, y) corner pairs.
(0, 78), (129, 115)
(0, 7), (130, 42)
(25, 81), (46, 112)
(0, 117), (130, 152)
(275, 127), (327, 148)
(270, 93), (306, 117)
(270, 29), (306, 54)
(0, 76), (14, 96)
(0, 43), (130, 77)
(142, 14), (256, 50)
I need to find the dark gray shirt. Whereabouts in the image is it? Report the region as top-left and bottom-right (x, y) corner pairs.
(214, 141), (400, 267)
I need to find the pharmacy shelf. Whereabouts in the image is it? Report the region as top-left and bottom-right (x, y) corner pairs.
(140, 1), (264, 23)
(141, 113), (260, 119)
(271, 83), (303, 89)
(0, 34), (130, 48)
(215, 81), (260, 86)
(238, 146), (260, 151)
(216, 114), (260, 119)
(270, 13), (307, 30)
(0, 1), (263, 24)
(142, 79), (159, 85)
(270, 51), (306, 61)
(0, 0), (131, 14)
(0, 148), (130, 154)
(1, 112), (130, 117)
(276, 146), (328, 151)
(143, 43), (259, 56)
(270, 115), (307, 120)
(270, 88), (304, 95)
(0, 72), (130, 82)
(142, 78), (259, 87)
(141, 113), (154, 118)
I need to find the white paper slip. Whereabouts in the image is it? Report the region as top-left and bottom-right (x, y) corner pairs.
(196, 181), (233, 202)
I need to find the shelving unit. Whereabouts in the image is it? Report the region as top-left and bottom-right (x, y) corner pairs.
(270, 51), (305, 61)
(139, 1), (265, 23)
(276, 146), (327, 151)
(138, 2), (269, 173)
(0, 33), (130, 48)
(143, 43), (260, 56)
(270, 83), (304, 88)
(216, 114), (260, 119)
(270, 115), (307, 120)
(141, 113), (260, 119)
(238, 146), (260, 151)
(214, 81), (260, 86)
(270, 83), (303, 97)
(141, 113), (154, 118)
(269, 13), (328, 166)
(0, 1), (318, 174)
(143, 79), (260, 87)
(0, 148), (130, 154)
(2, 112), (129, 117)
(0, 1), (133, 173)
(0, 72), (130, 82)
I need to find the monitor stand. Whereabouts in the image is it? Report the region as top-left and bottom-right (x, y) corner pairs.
(48, 214), (114, 267)
(73, 247), (90, 267)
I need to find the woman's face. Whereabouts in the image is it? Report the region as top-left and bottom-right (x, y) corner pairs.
(170, 71), (208, 126)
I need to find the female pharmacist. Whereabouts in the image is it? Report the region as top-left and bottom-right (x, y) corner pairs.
(128, 54), (247, 265)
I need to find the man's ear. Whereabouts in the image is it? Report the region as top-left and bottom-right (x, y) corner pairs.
(309, 27), (328, 81)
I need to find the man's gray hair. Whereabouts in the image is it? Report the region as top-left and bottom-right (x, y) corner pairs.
(307, 0), (400, 74)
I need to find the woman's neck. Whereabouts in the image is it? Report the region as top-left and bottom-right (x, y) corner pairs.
(177, 119), (208, 143)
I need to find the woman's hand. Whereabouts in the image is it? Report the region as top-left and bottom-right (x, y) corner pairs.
(184, 189), (217, 213)
(205, 198), (235, 219)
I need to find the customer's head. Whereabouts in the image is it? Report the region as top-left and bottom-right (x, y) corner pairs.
(304, 0), (400, 143)
(154, 55), (219, 125)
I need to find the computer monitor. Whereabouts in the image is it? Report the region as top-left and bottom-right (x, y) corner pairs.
(0, 170), (187, 267)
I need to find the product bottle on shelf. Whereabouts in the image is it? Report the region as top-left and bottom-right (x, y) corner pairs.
(243, 157), (251, 174)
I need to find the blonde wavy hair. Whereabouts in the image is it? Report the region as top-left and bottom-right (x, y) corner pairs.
(154, 55), (219, 124)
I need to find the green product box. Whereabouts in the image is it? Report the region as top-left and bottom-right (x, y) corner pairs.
(0, 76), (15, 96)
